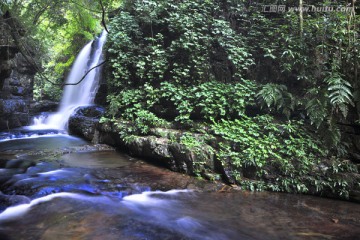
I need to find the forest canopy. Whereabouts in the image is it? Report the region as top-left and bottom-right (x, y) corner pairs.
(1, 0), (121, 100)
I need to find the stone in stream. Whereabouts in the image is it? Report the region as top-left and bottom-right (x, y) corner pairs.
(0, 192), (30, 211)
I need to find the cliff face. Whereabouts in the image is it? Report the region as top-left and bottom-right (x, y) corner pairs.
(0, 13), (36, 130)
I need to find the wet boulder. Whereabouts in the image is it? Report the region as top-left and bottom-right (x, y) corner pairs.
(29, 100), (58, 116)
(68, 105), (105, 140)
(0, 192), (30, 211)
(0, 99), (30, 129)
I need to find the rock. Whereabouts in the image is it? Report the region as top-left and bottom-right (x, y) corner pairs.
(29, 100), (58, 114)
(75, 105), (105, 118)
(68, 106), (105, 140)
(64, 110), (360, 201)
(126, 136), (177, 170)
(0, 46), (17, 61)
(0, 192), (31, 211)
(0, 99), (27, 114)
(94, 83), (107, 105)
(9, 79), (21, 86)
(15, 54), (36, 75)
(10, 86), (25, 96)
(5, 159), (35, 169)
(153, 144), (172, 159)
(149, 128), (181, 139)
(214, 157), (237, 184)
(127, 136), (156, 157)
(0, 60), (13, 91)
(168, 142), (215, 176)
(0, 15), (37, 131)
(349, 190), (360, 202)
(0, 99), (30, 129)
(350, 153), (360, 164)
(68, 115), (218, 178)
(0, 169), (23, 185)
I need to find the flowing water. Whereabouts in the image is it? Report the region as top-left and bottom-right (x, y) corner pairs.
(30, 31), (107, 130)
(0, 131), (359, 240)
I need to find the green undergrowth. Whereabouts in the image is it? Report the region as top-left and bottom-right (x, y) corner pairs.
(103, 79), (256, 135)
(210, 116), (358, 199)
(101, 110), (359, 199)
(100, 56), (358, 200)
(100, 0), (360, 200)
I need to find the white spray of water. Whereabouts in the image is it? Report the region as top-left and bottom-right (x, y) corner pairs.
(0, 193), (82, 221)
(31, 31), (107, 130)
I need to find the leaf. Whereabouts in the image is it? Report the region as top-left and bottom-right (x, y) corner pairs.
(256, 84), (293, 118)
(305, 97), (327, 128)
(325, 73), (354, 117)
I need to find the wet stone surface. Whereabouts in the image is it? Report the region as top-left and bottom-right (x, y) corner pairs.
(0, 131), (359, 240)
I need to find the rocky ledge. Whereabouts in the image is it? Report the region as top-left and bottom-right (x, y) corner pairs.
(68, 106), (360, 202)
(0, 14), (37, 130)
(68, 106), (216, 179)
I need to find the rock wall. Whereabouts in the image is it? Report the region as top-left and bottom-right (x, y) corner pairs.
(0, 13), (36, 130)
(68, 106), (218, 180)
(69, 106), (360, 202)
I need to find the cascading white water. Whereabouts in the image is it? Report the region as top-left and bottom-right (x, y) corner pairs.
(31, 31), (107, 130)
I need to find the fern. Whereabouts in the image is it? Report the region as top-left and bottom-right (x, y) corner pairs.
(305, 98), (327, 128)
(318, 117), (342, 153)
(325, 72), (354, 118)
(303, 87), (328, 128)
(256, 83), (294, 118)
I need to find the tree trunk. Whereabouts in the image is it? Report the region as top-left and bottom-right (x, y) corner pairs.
(299, 0), (303, 38)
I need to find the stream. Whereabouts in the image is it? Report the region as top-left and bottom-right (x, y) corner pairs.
(0, 129), (359, 240)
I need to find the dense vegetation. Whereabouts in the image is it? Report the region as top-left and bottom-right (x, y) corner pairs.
(103, 0), (359, 198)
(2, 0), (359, 198)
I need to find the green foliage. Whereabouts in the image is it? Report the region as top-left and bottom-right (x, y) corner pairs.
(107, 0), (253, 89)
(256, 83), (295, 118)
(211, 18), (254, 79)
(106, 79), (256, 127)
(132, 109), (166, 135)
(247, 1), (358, 151)
(325, 72), (354, 118)
(106, 86), (167, 135)
(212, 115), (325, 173)
(107, 1), (358, 147)
(102, 0), (359, 198)
(179, 133), (202, 150)
(211, 115), (357, 198)
(304, 87), (328, 128)
(159, 80), (256, 122)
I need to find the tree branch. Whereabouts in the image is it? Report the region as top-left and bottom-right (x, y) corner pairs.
(33, 3), (50, 25)
(64, 60), (107, 86)
(99, 0), (109, 33)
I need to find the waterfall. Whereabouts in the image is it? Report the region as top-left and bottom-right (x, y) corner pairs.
(31, 31), (107, 130)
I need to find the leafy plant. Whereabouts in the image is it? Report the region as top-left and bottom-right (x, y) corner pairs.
(256, 83), (295, 118)
(325, 72), (354, 118)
